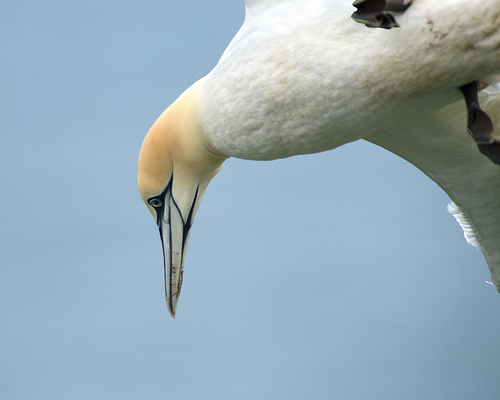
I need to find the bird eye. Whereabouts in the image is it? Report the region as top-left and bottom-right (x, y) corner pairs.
(149, 198), (163, 208)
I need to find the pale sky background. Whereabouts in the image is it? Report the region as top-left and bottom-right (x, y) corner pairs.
(2, 1), (500, 399)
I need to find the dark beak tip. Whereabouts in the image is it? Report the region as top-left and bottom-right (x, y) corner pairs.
(167, 301), (177, 319)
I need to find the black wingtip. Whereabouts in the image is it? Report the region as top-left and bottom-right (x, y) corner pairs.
(351, 0), (412, 29)
(460, 81), (500, 165)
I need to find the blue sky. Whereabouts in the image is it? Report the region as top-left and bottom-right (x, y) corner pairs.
(2, 1), (500, 399)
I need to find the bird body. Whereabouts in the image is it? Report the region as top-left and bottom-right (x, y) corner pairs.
(138, 0), (500, 317)
(199, 0), (500, 160)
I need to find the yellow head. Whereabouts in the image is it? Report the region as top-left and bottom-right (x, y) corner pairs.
(138, 80), (226, 318)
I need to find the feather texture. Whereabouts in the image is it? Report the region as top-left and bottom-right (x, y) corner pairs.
(366, 86), (500, 292)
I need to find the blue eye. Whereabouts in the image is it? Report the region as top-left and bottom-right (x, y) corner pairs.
(149, 198), (163, 208)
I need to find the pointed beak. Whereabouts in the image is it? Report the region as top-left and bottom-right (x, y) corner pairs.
(155, 179), (198, 318)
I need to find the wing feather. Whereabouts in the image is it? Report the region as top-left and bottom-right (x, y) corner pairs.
(365, 86), (500, 291)
(244, 0), (287, 12)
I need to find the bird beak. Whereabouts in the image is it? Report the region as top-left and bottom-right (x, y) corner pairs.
(154, 178), (199, 318)
(137, 81), (225, 317)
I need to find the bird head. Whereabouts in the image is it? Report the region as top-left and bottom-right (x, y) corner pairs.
(138, 80), (225, 318)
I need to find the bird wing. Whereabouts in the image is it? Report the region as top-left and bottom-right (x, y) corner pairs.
(244, 0), (290, 12)
(365, 86), (500, 291)
(244, 0), (348, 15)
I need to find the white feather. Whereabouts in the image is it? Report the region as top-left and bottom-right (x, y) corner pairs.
(447, 202), (482, 250)
(196, 0), (500, 291)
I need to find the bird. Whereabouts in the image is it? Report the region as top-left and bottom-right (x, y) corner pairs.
(138, 0), (500, 318)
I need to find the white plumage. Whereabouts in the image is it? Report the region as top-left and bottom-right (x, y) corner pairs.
(138, 0), (500, 316)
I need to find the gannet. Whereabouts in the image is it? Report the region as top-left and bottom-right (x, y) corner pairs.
(138, 0), (500, 318)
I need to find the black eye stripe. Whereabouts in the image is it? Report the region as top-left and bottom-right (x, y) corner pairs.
(148, 178), (173, 225)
